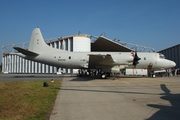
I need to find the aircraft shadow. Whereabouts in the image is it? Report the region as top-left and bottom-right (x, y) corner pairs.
(146, 84), (180, 120)
(13, 75), (63, 78)
(70, 76), (101, 81)
(60, 87), (158, 95)
(70, 75), (147, 81)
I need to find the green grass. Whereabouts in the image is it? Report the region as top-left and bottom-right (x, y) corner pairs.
(0, 80), (61, 120)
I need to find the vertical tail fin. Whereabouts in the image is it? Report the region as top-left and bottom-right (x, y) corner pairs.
(28, 28), (49, 54)
(28, 28), (69, 54)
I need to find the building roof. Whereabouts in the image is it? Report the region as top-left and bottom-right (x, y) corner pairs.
(91, 36), (132, 52)
(158, 44), (180, 52)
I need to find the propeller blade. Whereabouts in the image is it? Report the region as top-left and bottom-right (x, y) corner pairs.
(133, 51), (141, 67)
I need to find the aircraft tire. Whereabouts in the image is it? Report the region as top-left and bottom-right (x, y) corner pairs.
(101, 74), (107, 79)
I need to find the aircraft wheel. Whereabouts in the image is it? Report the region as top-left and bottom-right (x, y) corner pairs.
(101, 74), (106, 79)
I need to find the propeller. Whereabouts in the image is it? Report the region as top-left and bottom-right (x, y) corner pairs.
(132, 51), (141, 68)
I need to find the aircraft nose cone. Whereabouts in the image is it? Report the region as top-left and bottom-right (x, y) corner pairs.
(170, 61), (176, 68)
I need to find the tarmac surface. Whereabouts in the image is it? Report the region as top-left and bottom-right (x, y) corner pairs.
(50, 75), (180, 120)
(1, 74), (180, 120)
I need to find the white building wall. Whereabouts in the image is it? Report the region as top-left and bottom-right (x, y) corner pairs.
(6, 56), (8, 73)
(34, 62), (38, 73)
(42, 64), (45, 73)
(11, 55), (14, 73)
(49, 43), (54, 73)
(73, 36), (91, 52)
(28, 60), (31, 73)
(2, 57), (4, 73)
(38, 63), (41, 73)
(46, 65), (49, 73)
(19, 57), (22, 73)
(16, 56), (19, 73)
(4, 56), (7, 73)
(49, 65), (52, 73)
(25, 59), (28, 73)
(22, 58), (25, 73)
(9, 55), (11, 73)
(72, 36), (91, 73)
(14, 55), (16, 73)
(31, 61), (34, 73)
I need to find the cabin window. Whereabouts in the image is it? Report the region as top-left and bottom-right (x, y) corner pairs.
(54, 56), (56, 58)
(144, 57), (146, 60)
(69, 56), (71, 59)
(159, 53), (165, 59)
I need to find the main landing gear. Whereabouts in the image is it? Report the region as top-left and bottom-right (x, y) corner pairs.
(100, 72), (111, 79)
(77, 69), (111, 79)
(101, 73), (106, 79)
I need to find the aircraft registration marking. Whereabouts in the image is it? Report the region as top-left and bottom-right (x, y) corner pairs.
(58, 59), (66, 61)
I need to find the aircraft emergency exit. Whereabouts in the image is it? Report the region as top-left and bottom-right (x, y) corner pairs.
(13, 28), (176, 78)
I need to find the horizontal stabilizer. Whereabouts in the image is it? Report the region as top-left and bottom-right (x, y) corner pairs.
(13, 47), (39, 56)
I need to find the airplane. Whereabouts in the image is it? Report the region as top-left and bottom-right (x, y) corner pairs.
(13, 28), (176, 79)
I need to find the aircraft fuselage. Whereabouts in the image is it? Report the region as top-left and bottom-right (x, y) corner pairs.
(21, 51), (175, 71)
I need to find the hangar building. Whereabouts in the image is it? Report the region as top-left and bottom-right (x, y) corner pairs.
(2, 33), (155, 74)
(158, 44), (180, 69)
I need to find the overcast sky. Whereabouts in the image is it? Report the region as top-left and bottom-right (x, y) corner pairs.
(1, 0), (180, 63)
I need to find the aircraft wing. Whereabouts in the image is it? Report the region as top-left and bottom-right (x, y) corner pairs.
(88, 54), (115, 68)
(13, 47), (39, 56)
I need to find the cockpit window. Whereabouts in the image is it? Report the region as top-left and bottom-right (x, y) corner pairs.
(159, 53), (165, 59)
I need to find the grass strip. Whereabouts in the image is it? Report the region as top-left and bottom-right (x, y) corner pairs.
(0, 80), (61, 120)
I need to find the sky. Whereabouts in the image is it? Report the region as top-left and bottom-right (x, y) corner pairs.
(0, 0), (180, 63)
